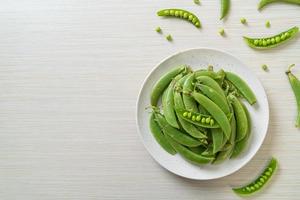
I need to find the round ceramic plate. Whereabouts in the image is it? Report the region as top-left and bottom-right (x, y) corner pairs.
(136, 48), (269, 180)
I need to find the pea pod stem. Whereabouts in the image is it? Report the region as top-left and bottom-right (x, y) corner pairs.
(258, 0), (300, 10)
(286, 64), (300, 127)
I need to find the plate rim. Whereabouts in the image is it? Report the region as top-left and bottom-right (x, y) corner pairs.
(135, 47), (270, 180)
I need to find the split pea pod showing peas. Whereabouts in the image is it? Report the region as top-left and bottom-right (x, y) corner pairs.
(157, 9), (201, 28)
(149, 113), (177, 155)
(243, 26), (299, 50)
(258, 0), (300, 10)
(155, 113), (203, 147)
(192, 92), (231, 139)
(220, 0), (230, 20)
(232, 157), (278, 196)
(165, 134), (214, 165)
(225, 72), (257, 105)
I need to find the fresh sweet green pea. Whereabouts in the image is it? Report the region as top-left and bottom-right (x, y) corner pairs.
(240, 18), (247, 24)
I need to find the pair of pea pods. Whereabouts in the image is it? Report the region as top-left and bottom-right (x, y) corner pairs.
(149, 65), (257, 165)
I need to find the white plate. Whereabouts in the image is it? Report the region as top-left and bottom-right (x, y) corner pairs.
(136, 48), (269, 180)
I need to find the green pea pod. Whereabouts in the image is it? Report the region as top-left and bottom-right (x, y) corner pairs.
(258, 0), (300, 10)
(175, 107), (219, 128)
(162, 74), (183, 128)
(232, 157), (278, 196)
(183, 74), (199, 113)
(150, 65), (188, 106)
(165, 134), (214, 164)
(229, 94), (248, 142)
(225, 72), (257, 105)
(286, 64), (300, 128)
(174, 91), (207, 139)
(220, 0), (230, 20)
(231, 101), (251, 158)
(155, 113), (202, 147)
(192, 92), (231, 140)
(196, 76), (226, 99)
(189, 146), (207, 154)
(196, 83), (230, 114)
(149, 113), (177, 155)
(194, 70), (222, 80)
(212, 128), (225, 154)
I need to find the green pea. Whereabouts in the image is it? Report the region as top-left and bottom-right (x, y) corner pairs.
(201, 118), (206, 123)
(210, 119), (214, 125)
(155, 27), (162, 33)
(169, 10), (175, 15)
(262, 175), (267, 180)
(164, 10), (169, 15)
(196, 115), (201, 121)
(260, 177), (265, 183)
(262, 64), (268, 72)
(285, 32), (290, 38)
(268, 167), (273, 172)
(183, 13), (188, 19)
(266, 39), (271, 44)
(265, 171), (271, 176)
(281, 34), (286, 40)
(205, 118), (211, 124)
(192, 18), (197, 23)
(265, 21), (271, 28)
(259, 40), (263, 46)
(183, 112), (188, 117)
(275, 36), (280, 43)
(194, 0), (200, 5)
(258, 181), (263, 186)
(187, 112), (192, 118)
(179, 11), (184, 17)
(262, 40), (267, 46)
(166, 34), (172, 41)
(250, 186), (255, 190)
(240, 18), (247, 24)
(219, 28), (225, 36)
(254, 183), (259, 189)
(271, 38), (275, 44)
(175, 11), (179, 17)
(246, 187), (251, 191)
(195, 22), (200, 27)
(188, 15), (193, 21)
(192, 115), (196, 121)
(254, 40), (259, 45)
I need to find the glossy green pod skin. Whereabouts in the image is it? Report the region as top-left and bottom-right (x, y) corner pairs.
(220, 0), (230, 20)
(196, 83), (231, 114)
(243, 26), (299, 50)
(212, 128), (225, 154)
(192, 92), (231, 140)
(196, 76), (226, 98)
(175, 107), (219, 128)
(155, 113), (202, 147)
(162, 74), (182, 128)
(173, 91), (207, 139)
(194, 70), (222, 80)
(149, 113), (176, 155)
(225, 72), (257, 105)
(232, 157), (278, 196)
(258, 0), (300, 10)
(157, 8), (201, 28)
(189, 146), (206, 154)
(165, 135), (214, 164)
(286, 64), (300, 127)
(231, 102), (251, 158)
(229, 95), (248, 142)
(150, 66), (188, 106)
(183, 74), (199, 113)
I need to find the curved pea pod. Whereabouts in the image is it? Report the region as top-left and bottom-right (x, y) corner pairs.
(192, 92), (231, 140)
(175, 107), (219, 129)
(155, 113), (202, 147)
(196, 83), (230, 114)
(149, 113), (177, 155)
(229, 94), (248, 142)
(243, 26), (299, 50)
(220, 0), (230, 20)
(196, 76), (226, 99)
(212, 128), (226, 154)
(286, 64), (300, 128)
(258, 0), (300, 10)
(165, 135), (214, 165)
(194, 70), (222, 80)
(183, 74), (199, 113)
(189, 146), (207, 154)
(231, 101), (251, 158)
(150, 65), (188, 106)
(157, 8), (201, 28)
(174, 73), (190, 92)
(162, 74), (183, 128)
(225, 72), (257, 105)
(232, 157), (278, 196)
(173, 91), (207, 139)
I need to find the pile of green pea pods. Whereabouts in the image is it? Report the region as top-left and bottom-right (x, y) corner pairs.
(149, 65), (257, 165)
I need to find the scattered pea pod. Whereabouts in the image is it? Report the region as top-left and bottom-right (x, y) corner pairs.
(150, 65), (189, 106)
(220, 0), (230, 20)
(232, 157), (278, 196)
(286, 64), (300, 128)
(149, 113), (176, 155)
(225, 72), (257, 105)
(243, 26), (299, 50)
(157, 9), (201, 28)
(258, 0), (300, 10)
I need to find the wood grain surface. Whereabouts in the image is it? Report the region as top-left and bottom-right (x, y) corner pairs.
(0, 0), (299, 199)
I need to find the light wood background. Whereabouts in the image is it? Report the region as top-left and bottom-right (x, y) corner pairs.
(0, 0), (299, 199)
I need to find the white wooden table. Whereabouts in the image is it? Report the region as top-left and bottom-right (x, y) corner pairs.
(0, 0), (299, 199)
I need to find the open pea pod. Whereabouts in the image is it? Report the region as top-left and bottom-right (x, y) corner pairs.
(175, 107), (219, 128)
